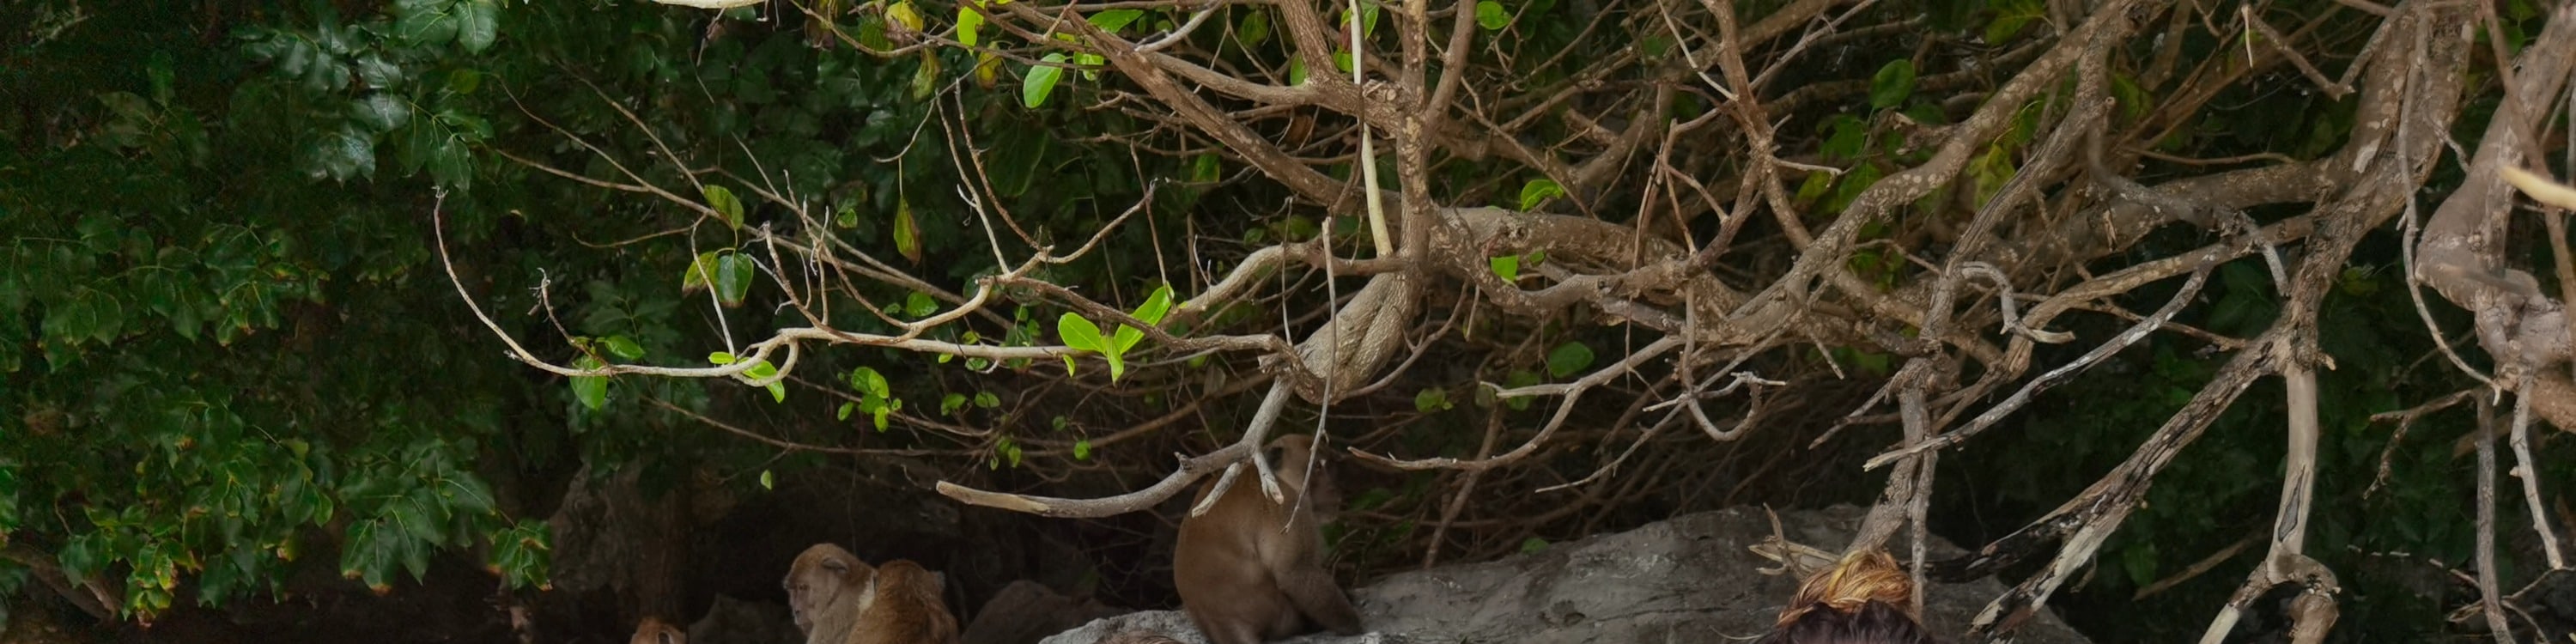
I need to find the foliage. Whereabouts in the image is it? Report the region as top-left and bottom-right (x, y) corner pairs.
(1, 0), (2568, 641)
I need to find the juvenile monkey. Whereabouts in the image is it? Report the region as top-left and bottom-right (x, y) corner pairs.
(1173, 434), (1364, 644)
(629, 617), (686, 644)
(781, 543), (962, 644)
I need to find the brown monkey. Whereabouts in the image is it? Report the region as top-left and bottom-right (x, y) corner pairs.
(849, 559), (961, 644)
(782, 543), (962, 644)
(629, 617), (686, 644)
(1173, 434), (1364, 644)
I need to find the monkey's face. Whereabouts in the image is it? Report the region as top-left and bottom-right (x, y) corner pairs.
(783, 544), (873, 633)
(1268, 436), (1344, 520)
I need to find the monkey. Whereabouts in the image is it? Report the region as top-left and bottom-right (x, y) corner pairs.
(1754, 549), (1934, 644)
(849, 558), (961, 644)
(629, 617), (686, 644)
(1172, 433), (1364, 644)
(782, 543), (961, 644)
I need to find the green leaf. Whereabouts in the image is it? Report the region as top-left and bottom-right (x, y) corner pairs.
(1826, 162), (1884, 214)
(458, 0), (501, 53)
(2110, 72), (2150, 123)
(1073, 440), (1092, 460)
(1520, 537), (1550, 553)
(974, 391), (1000, 408)
(714, 252), (756, 306)
(957, 4), (986, 46)
(709, 352), (738, 365)
(1504, 369), (1540, 410)
(1818, 114), (1867, 161)
(1057, 313), (1106, 351)
(1288, 57), (1307, 86)
(571, 355), (608, 410)
(350, 94), (412, 132)
(1546, 342), (1595, 378)
(1343, 2), (1380, 37)
(888, 0), (924, 30)
(703, 185), (745, 229)
(1474, 1), (1510, 30)
(1112, 288), (1172, 355)
(905, 292), (938, 319)
(1191, 154), (1223, 183)
(1090, 9), (1145, 32)
(1516, 179), (1564, 210)
(602, 336), (646, 361)
(911, 50), (940, 100)
(849, 366), (890, 399)
(1133, 284), (1176, 325)
(1023, 53), (1068, 108)
(394, 0), (463, 46)
(1489, 255), (1520, 283)
(893, 198), (921, 263)
(1005, 440), (1024, 468)
(1236, 9), (1271, 47)
(1868, 59), (1917, 110)
(759, 470), (775, 489)
(1414, 387), (1452, 412)
(745, 360), (785, 402)
(941, 392), (968, 415)
(838, 401), (855, 421)
(313, 125), (377, 181)
(682, 252), (722, 294)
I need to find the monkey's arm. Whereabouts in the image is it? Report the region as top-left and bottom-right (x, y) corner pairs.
(1273, 564), (1363, 635)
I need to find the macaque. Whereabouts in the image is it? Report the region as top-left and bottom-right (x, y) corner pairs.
(1755, 550), (1932, 644)
(629, 617), (686, 644)
(1173, 434), (1364, 644)
(782, 543), (960, 644)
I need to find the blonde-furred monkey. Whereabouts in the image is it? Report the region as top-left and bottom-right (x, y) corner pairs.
(782, 543), (960, 644)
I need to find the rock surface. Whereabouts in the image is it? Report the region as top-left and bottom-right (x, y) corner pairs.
(1042, 505), (2093, 644)
(963, 580), (1130, 644)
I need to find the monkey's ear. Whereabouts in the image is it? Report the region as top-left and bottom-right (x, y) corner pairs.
(933, 570), (948, 593)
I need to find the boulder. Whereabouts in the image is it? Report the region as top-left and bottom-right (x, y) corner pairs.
(1042, 505), (2092, 644)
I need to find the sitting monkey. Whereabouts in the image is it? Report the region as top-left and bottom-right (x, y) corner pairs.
(1174, 434), (1364, 644)
(782, 543), (961, 644)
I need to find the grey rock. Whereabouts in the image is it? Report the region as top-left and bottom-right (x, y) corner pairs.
(1041, 506), (2092, 644)
(963, 580), (1128, 644)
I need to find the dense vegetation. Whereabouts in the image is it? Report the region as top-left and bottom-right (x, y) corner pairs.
(5, 0), (2575, 641)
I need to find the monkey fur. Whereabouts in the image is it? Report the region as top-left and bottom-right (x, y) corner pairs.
(1173, 434), (1364, 644)
(628, 617), (685, 644)
(782, 543), (960, 644)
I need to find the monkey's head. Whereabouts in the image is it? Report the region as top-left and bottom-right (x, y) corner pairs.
(629, 617), (686, 644)
(1266, 434), (1342, 520)
(783, 543), (877, 633)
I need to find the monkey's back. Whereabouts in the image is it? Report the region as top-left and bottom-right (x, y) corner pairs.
(850, 560), (961, 644)
(1175, 471), (1309, 643)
